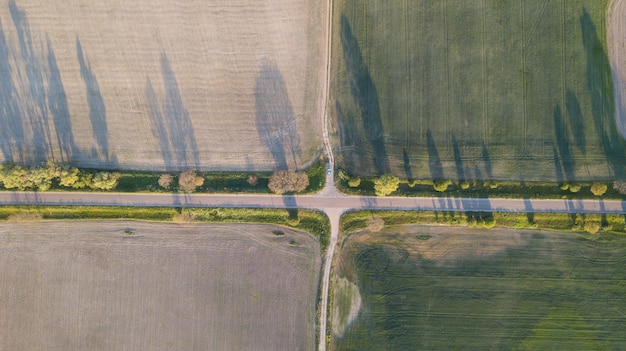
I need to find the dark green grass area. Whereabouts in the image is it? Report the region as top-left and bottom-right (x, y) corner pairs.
(334, 227), (626, 350)
(332, 0), (625, 181)
(0, 206), (329, 250)
(340, 210), (626, 234)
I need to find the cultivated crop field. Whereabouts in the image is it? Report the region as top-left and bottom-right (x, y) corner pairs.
(0, 221), (321, 350)
(332, 0), (626, 181)
(0, 0), (325, 171)
(331, 225), (626, 350)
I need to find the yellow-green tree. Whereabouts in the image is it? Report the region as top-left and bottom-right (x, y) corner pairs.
(374, 174), (400, 196)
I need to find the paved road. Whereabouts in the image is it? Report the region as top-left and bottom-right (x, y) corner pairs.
(3, 191), (625, 214)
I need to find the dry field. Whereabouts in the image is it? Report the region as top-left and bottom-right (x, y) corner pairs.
(0, 0), (326, 171)
(0, 221), (321, 350)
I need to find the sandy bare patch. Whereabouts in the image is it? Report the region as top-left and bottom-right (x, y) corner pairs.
(343, 225), (532, 265)
(0, 221), (320, 351)
(0, 0), (326, 171)
(608, 0), (626, 138)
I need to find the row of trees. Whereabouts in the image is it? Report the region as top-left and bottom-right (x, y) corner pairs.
(0, 161), (119, 191)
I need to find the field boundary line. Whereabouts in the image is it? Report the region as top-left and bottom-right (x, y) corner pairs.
(521, 0), (529, 156)
(482, 0), (489, 146)
(523, 0), (549, 51)
(404, 0), (410, 150)
(443, 0), (451, 151)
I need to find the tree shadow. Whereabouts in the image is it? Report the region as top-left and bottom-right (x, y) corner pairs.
(146, 53), (200, 171)
(402, 149), (413, 181)
(76, 37), (109, 162)
(481, 142), (493, 179)
(427, 130), (443, 180)
(565, 90), (586, 155)
(46, 36), (75, 162)
(0, 18), (24, 161)
(581, 9), (625, 178)
(553, 105), (575, 181)
(552, 145), (564, 182)
(340, 15), (389, 174)
(254, 59), (301, 171)
(451, 134), (464, 181)
(9, 0), (52, 162)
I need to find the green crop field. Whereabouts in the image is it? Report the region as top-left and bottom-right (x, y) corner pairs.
(332, 0), (626, 181)
(331, 225), (626, 350)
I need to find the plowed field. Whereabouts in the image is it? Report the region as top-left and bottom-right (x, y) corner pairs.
(0, 221), (321, 350)
(0, 0), (326, 171)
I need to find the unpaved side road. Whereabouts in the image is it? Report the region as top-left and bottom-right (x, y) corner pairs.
(608, 0), (626, 138)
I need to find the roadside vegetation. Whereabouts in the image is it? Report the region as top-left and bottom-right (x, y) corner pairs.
(336, 168), (625, 200)
(340, 210), (626, 236)
(0, 159), (326, 194)
(0, 205), (330, 251)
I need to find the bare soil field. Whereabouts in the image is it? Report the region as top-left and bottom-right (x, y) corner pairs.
(0, 0), (326, 171)
(332, 0), (626, 181)
(332, 225), (626, 350)
(0, 221), (321, 350)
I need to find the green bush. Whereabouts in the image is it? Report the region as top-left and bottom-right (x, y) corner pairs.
(460, 181), (470, 190)
(348, 176), (361, 188)
(590, 183), (608, 196)
(560, 183), (570, 191)
(374, 174), (400, 196)
(569, 184), (582, 193)
(433, 180), (451, 192)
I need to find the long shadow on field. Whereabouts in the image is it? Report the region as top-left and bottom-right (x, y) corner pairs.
(402, 149), (413, 181)
(47, 36), (75, 162)
(10, 0), (53, 162)
(566, 90), (587, 155)
(0, 18), (25, 161)
(340, 15), (389, 174)
(254, 59), (301, 171)
(553, 105), (575, 181)
(581, 10), (625, 178)
(427, 130), (443, 180)
(482, 142), (493, 179)
(451, 134), (464, 180)
(146, 54), (200, 171)
(77, 37), (109, 163)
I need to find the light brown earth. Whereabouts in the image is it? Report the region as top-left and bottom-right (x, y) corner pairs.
(608, 0), (626, 138)
(0, 221), (321, 351)
(0, 0), (326, 171)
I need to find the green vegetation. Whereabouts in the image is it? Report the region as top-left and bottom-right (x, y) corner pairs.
(0, 162), (119, 191)
(332, 0), (624, 181)
(373, 174), (400, 196)
(0, 159), (326, 195)
(333, 227), (626, 350)
(336, 168), (623, 199)
(0, 205), (330, 251)
(341, 210), (626, 236)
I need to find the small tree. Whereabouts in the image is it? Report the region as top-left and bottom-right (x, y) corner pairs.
(179, 170), (204, 192)
(569, 183), (582, 193)
(460, 181), (470, 190)
(348, 176), (361, 188)
(247, 174), (259, 186)
(291, 172), (309, 192)
(433, 179), (451, 192)
(268, 171), (309, 194)
(590, 182), (607, 196)
(584, 221), (601, 234)
(90, 172), (119, 190)
(158, 174), (174, 188)
(374, 174), (400, 196)
(614, 181), (626, 194)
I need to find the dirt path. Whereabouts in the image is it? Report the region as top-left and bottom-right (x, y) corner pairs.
(608, 0), (626, 138)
